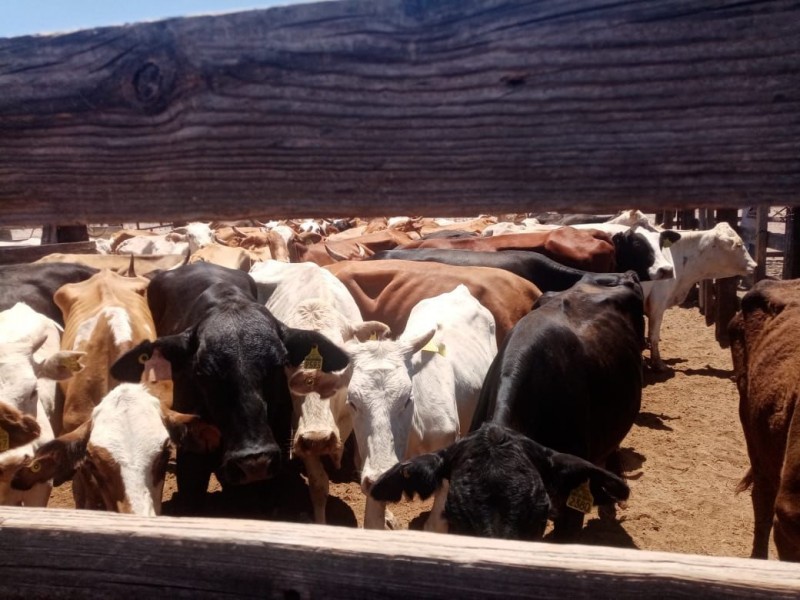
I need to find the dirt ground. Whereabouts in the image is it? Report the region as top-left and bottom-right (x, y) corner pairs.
(48, 304), (774, 559)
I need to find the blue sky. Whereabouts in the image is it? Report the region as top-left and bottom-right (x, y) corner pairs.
(0, 1), (319, 37)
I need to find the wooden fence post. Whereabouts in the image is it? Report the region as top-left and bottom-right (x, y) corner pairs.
(754, 205), (769, 282)
(783, 207), (800, 280)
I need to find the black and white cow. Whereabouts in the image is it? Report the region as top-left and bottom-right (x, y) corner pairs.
(110, 262), (349, 507)
(371, 272), (642, 541)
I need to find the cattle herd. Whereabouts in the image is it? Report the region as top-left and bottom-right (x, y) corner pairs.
(2, 209), (797, 562)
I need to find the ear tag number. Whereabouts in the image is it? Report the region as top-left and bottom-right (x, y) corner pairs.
(421, 340), (446, 357)
(302, 345), (323, 371)
(566, 480), (594, 514)
(0, 428), (8, 452)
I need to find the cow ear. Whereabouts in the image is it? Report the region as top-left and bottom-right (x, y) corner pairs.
(659, 230), (681, 248)
(111, 332), (192, 382)
(348, 321), (391, 342)
(285, 367), (348, 399)
(11, 420), (92, 490)
(370, 450), (448, 502)
(544, 450), (630, 507)
(34, 351), (86, 381)
(0, 402), (41, 449)
(161, 409), (221, 454)
(282, 328), (350, 373)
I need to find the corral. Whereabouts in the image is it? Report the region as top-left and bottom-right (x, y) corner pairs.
(1, 0), (800, 598)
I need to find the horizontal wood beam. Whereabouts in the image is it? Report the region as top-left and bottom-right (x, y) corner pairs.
(0, 0), (798, 225)
(0, 507), (798, 599)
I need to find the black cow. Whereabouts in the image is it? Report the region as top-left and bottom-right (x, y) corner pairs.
(372, 272), (643, 541)
(370, 248), (590, 292)
(0, 262), (98, 325)
(111, 262), (349, 506)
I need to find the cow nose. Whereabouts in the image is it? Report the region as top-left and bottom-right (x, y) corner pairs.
(296, 431), (338, 456)
(220, 448), (280, 485)
(655, 266), (674, 280)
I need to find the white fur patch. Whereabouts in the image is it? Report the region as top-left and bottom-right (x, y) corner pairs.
(74, 306), (133, 349)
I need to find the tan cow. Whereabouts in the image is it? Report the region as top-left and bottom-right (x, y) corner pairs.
(35, 253), (188, 276)
(730, 278), (800, 561)
(326, 260), (540, 345)
(189, 244), (253, 271)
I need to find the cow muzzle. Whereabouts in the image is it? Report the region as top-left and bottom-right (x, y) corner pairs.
(294, 430), (340, 458)
(219, 448), (281, 485)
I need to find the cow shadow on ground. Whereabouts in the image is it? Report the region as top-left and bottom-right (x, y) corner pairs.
(162, 459), (359, 527)
(635, 411), (678, 431)
(676, 365), (733, 380)
(643, 359), (685, 386)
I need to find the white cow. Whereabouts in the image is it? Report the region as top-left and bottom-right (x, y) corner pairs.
(0, 303), (84, 506)
(249, 261), (388, 524)
(115, 222), (214, 256)
(643, 222), (756, 370)
(346, 285), (498, 529)
(9, 382), (213, 516)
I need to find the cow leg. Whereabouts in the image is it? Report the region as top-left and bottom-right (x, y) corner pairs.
(175, 449), (213, 513)
(424, 480), (450, 534)
(24, 482), (53, 508)
(303, 455), (329, 525)
(552, 507), (586, 542)
(647, 311), (667, 371)
(750, 473), (778, 559)
(363, 496), (387, 530)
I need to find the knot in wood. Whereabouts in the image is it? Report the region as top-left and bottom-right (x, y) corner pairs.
(134, 62), (164, 105)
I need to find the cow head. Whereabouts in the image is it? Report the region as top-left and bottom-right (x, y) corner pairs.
(370, 423), (629, 540)
(286, 312), (390, 464)
(10, 383), (217, 516)
(111, 304), (350, 487)
(611, 226), (680, 281)
(345, 328), (436, 494)
(699, 222), (757, 276)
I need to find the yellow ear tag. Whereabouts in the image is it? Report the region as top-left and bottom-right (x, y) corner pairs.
(369, 331), (378, 341)
(566, 480), (594, 514)
(0, 427), (8, 452)
(663, 238), (673, 249)
(29, 461), (42, 473)
(60, 354), (83, 373)
(138, 353), (151, 365)
(421, 340), (446, 357)
(302, 345), (323, 371)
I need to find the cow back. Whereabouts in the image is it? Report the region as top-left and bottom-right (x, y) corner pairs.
(326, 260), (540, 345)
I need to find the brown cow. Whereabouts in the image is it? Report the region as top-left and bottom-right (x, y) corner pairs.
(326, 260), (540, 345)
(400, 227), (615, 272)
(189, 244), (253, 271)
(730, 278), (800, 561)
(0, 401), (41, 450)
(296, 230), (418, 266)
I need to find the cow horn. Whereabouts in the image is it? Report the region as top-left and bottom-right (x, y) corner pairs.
(125, 253), (137, 278)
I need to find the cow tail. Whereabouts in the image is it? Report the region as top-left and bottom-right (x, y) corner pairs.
(735, 468), (754, 494)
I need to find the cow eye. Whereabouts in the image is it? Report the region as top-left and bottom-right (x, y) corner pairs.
(346, 399), (358, 412)
(404, 395), (412, 408)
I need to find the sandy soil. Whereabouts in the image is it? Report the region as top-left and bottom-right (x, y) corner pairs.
(47, 304), (775, 559)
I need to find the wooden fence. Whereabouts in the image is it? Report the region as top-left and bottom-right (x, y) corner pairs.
(1, 0), (800, 596)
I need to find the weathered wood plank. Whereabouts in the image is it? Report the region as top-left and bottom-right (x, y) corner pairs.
(0, 507), (798, 599)
(0, 0), (798, 225)
(783, 207), (800, 279)
(0, 240), (96, 265)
